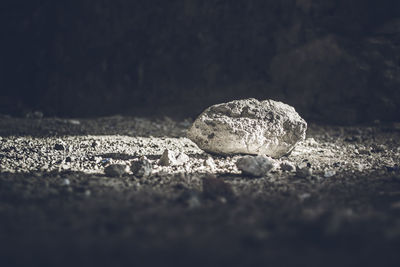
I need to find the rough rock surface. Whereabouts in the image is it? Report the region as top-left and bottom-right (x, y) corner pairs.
(188, 98), (307, 158)
(236, 155), (274, 177)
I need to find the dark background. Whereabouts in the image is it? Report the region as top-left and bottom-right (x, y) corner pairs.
(1, 0), (399, 124)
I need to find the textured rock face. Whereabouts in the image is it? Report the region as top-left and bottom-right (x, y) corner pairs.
(187, 98), (307, 158)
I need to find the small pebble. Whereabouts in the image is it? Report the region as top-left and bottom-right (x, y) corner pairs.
(62, 179), (70, 186)
(104, 164), (129, 177)
(296, 162), (312, 178)
(236, 155), (274, 177)
(159, 149), (176, 166)
(159, 149), (189, 166)
(176, 152), (190, 165)
(131, 157), (152, 178)
(204, 157), (216, 170)
(324, 169), (336, 178)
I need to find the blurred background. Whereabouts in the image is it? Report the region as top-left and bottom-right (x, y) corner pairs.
(1, 0), (399, 124)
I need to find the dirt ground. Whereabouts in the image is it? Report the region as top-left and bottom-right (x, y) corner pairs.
(1, 115), (400, 267)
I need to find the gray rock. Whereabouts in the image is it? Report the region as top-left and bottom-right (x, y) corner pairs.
(187, 98), (307, 158)
(104, 164), (129, 177)
(131, 157), (152, 178)
(158, 149), (189, 166)
(296, 162), (312, 178)
(236, 155), (274, 177)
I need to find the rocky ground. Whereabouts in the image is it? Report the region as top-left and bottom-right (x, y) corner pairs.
(1, 115), (400, 267)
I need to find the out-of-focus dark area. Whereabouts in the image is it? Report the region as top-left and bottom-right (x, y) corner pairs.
(1, 0), (399, 123)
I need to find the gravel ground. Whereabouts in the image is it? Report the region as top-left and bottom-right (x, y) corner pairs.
(1, 115), (400, 267)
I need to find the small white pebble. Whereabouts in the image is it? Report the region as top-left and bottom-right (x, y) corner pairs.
(204, 157), (216, 170)
(324, 169), (336, 178)
(62, 179), (70, 186)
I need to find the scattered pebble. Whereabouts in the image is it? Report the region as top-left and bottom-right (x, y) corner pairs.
(324, 169), (336, 178)
(62, 179), (70, 186)
(204, 157), (216, 170)
(159, 149), (176, 166)
(158, 149), (189, 166)
(176, 152), (190, 165)
(236, 155), (274, 177)
(131, 157), (152, 178)
(104, 164), (129, 177)
(296, 162), (312, 178)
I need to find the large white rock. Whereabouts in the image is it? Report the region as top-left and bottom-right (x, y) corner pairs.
(187, 98), (307, 158)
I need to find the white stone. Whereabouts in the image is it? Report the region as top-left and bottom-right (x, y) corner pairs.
(236, 155), (274, 177)
(175, 152), (190, 165)
(204, 157), (216, 170)
(158, 149), (189, 166)
(187, 98), (307, 158)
